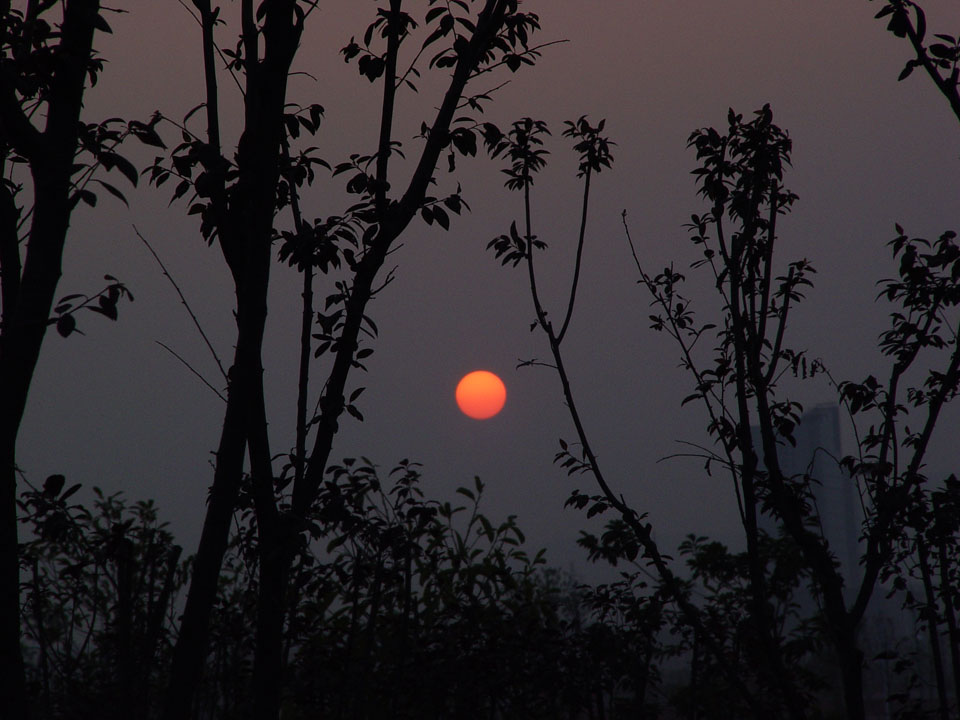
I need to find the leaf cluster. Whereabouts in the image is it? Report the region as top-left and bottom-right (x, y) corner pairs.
(875, 1), (960, 82)
(484, 116), (550, 191)
(50, 276), (133, 338)
(562, 115), (615, 178)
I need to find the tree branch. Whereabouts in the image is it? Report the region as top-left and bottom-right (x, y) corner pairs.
(556, 168), (590, 345)
(374, 0), (402, 216)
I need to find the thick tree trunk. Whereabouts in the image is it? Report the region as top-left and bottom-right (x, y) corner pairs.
(251, 521), (292, 720)
(161, 377), (248, 720)
(0, 94), (75, 720)
(0, 2), (101, 713)
(0, 158), (23, 719)
(835, 631), (865, 720)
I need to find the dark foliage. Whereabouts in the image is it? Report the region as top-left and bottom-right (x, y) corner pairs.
(19, 467), (670, 720)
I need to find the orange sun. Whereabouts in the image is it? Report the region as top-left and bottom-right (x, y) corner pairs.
(455, 370), (506, 420)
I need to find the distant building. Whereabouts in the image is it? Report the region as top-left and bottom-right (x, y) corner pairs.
(779, 403), (861, 598)
(754, 403), (861, 602)
(754, 403), (944, 716)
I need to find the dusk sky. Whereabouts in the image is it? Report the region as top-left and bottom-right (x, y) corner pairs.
(18, 0), (959, 583)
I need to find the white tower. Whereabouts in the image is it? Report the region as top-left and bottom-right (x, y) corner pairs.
(754, 403), (861, 602)
(778, 403), (860, 597)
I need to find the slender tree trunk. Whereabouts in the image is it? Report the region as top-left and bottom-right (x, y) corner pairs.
(729, 249), (808, 720)
(917, 537), (950, 720)
(165, 252), (275, 720)
(164, 258), (276, 720)
(162, 364), (248, 720)
(139, 544), (181, 715)
(936, 533), (960, 711)
(113, 537), (135, 720)
(932, 492), (960, 711)
(162, 1), (299, 715)
(0, 144), (71, 720)
(0, 442), (26, 718)
(29, 558), (49, 716)
(250, 242), (388, 720)
(688, 626), (699, 720)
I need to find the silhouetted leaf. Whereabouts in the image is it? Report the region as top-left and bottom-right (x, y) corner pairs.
(887, 9), (909, 38)
(43, 474), (66, 497)
(129, 121), (166, 148)
(76, 189), (97, 208)
(97, 295), (118, 320)
(93, 13), (112, 33)
(929, 43), (953, 59)
(91, 179), (129, 207)
(346, 404), (364, 421)
(56, 314), (76, 337)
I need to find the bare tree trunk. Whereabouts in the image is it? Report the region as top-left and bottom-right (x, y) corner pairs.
(162, 369), (249, 720)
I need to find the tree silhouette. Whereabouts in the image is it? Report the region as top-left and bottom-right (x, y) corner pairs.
(4, 2), (959, 718)
(0, 3), (144, 716)
(483, 3), (960, 717)
(146, 2), (548, 718)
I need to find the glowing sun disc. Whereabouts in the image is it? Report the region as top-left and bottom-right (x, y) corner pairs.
(455, 370), (506, 420)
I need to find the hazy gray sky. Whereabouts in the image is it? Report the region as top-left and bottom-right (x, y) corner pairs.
(18, 1), (959, 582)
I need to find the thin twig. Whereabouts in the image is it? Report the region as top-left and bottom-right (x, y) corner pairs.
(155, 341), (226, 403)
(133, 225), (227, 380)
(467, 39), (568, 80)
(516, 357), (556, 370)
(623, 211), (746, 525)
(454, 79), (511, 111)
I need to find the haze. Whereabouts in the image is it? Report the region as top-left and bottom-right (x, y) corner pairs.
(17, 0), (959, 583)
